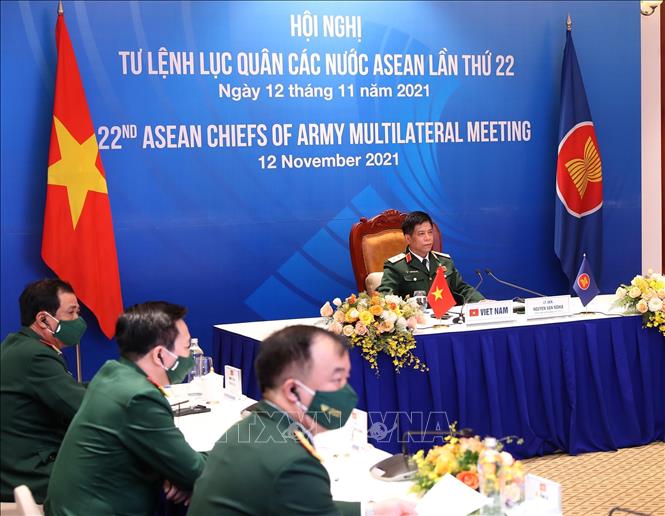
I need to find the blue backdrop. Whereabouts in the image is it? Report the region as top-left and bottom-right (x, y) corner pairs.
(1, 1), (641, 379)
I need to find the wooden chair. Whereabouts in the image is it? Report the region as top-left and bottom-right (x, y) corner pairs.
(348, 209), (442, 292)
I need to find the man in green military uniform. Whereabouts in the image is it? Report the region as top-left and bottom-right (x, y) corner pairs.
(45, 301), (206, 515)
(378, 211), (484, 305)
(1, 279), (87, 503)
(188, 325), (415, 516)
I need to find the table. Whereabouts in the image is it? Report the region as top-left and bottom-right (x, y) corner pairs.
(213, 296), (665, 458)
(168, 384), (413, 505)
(169, 388), (564, 514)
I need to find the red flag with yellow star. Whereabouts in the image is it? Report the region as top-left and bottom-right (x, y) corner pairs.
(427, 266), (455, 318)
(41, 8), (123, 338)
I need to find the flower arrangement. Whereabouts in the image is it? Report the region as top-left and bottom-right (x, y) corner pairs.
(320, 292), (428, 373)
(411, 425), (524, 508)
(614, 270), (665, 337)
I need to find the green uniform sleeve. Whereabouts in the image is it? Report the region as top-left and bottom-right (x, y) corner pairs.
(123, 393), (206, 489)
(28, 350), (85, 421)
(273, 455), (361, 515)
(377, 260), (401, 295)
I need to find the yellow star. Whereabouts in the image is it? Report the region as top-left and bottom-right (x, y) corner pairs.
(47, 116), (107, 229)
(432, 287), (443, 301)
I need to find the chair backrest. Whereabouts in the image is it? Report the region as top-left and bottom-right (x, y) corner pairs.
(13, 486), (42, 516)
(348, 209), (442, 292)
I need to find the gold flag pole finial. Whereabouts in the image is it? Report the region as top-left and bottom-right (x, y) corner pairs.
(566, 14), (572, 32)
(58, 0), (63, 14)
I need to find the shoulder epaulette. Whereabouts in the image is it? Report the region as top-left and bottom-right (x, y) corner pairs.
(388, 253), (406, 263)
(432, 251), (451, 259)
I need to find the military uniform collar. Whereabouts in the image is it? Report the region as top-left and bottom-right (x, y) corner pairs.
(19, 326), (62, 355)
(261, 399), (316, 445)
(405, 247), (437, 271)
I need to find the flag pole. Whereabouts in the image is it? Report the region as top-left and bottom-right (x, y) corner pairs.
(567, 13), (572, 31)
(58, 0), (63, 14)
(75, 344), (83, 382)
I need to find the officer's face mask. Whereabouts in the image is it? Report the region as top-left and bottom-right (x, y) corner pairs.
(293, 380), (358, 430)
(159, 347), (195, 385)
(44, 312), (87, 347)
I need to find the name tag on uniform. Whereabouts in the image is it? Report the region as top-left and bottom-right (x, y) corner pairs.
(525, 295), (570, 319)
(464, 300), (515, 324)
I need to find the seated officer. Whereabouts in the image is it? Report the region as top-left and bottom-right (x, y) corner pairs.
(1, 278), (87, 503)
(378, 211), (484, 305)
(188, 325), (415, 516)
(45, 302), (206, 516)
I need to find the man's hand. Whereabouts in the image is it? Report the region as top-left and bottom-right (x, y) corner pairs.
(369, 498), (417, 516)
(163, 480), (192, 506)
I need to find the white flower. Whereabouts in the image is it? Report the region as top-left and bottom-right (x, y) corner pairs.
(628, 286), (642, 299)
(615, 287), (627, 299)
(636, 299), (649, 313)
(384, 294), (401, 305)
(342, 324), (355, 337)
(396, 317), (407, 330)
(500, 451), (515, 466)
(382, 310), (398, 322)
(332, 297), (342, 307)
(648, 297), (663, 312)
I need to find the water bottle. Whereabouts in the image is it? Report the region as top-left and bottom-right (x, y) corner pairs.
(478, 437), (503, 516)
(187, 338), (204, 393)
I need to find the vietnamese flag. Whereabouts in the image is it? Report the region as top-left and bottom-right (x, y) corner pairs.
(427, 266), (456, 319)
(41, 5), (123, 338)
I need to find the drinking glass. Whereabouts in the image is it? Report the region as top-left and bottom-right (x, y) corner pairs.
(413, 290), (428, 311)
(188, 356), (213, 398)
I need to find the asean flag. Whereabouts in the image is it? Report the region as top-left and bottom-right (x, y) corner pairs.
(41, 7), (123, 338)
(554, 24), (603, 289)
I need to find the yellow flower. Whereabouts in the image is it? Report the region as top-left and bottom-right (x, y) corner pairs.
(345, 308), (360, 323)
(359, 310), (374, 325)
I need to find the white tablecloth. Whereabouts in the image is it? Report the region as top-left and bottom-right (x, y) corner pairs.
(214, 294), (624, 339)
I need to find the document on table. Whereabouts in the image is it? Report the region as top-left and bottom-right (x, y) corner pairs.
(416, 474), (488, 516)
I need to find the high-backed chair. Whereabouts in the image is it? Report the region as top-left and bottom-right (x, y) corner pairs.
(349, 209), (442, 292)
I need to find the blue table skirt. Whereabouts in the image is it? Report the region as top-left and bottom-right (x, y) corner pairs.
(213, 316), (664, 458)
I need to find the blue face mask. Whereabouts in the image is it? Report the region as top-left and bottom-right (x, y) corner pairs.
(160, 347), (195, 385)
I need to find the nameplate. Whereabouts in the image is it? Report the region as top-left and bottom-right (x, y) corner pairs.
(224, 365), (242, 399)
(464, 300), (515, 324)
(525, 473), (562, 514)
(525, 295), (570, 319)
(348, 408), (368, 449)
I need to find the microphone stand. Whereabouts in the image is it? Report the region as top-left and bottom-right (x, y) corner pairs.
(452, 269), (484, 324)
(485, 269), (547, 298)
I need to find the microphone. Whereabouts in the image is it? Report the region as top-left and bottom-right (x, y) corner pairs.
(485, 269), (547, 298)
(452, 269), (484, 324)
(369, 430), (450, 482)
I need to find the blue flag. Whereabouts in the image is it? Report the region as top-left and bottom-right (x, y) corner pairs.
(554, 24), (603, 291)
(573, 254), (599, 306)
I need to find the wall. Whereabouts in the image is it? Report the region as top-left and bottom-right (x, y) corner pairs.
(0, 1), (642, 379)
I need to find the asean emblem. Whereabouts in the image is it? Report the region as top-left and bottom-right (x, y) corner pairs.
(577, 273), (590, 290)
(556, 122), (603, 217)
